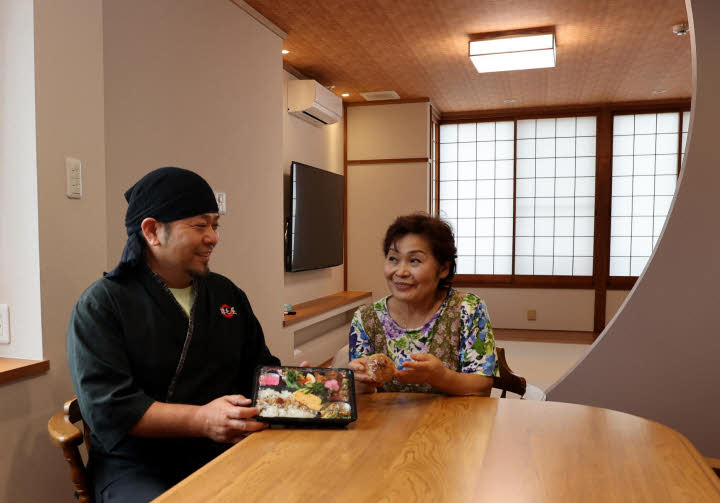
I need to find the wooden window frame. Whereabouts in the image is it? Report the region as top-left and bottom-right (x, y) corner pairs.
(437, 99), (691, 331)
(430, 105), (440, 215)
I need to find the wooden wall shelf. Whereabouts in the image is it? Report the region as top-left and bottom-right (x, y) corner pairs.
(0, 358), (50, 385)
(283, 291), (371, 327)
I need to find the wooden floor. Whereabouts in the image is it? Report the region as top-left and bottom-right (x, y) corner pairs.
(494, 328), (595, 345)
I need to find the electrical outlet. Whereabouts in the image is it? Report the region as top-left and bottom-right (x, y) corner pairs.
(527, 309), (537, 321)
(0, 304), (10, 344)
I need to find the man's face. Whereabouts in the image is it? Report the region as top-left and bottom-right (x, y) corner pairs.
(156, 213), (220, 282)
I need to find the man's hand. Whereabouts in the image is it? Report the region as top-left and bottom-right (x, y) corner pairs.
(395, 353), (448, 386)
(195, 395), (268, 444)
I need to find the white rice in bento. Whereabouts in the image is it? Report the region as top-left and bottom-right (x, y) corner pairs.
(256, 388), (316, 418)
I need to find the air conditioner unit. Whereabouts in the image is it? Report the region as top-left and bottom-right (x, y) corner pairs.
(287, 79), (343, 127)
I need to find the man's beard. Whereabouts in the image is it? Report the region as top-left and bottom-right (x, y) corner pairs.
(190, 265), (211, 279)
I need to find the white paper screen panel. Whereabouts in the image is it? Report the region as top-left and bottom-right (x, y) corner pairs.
(514, 117), (597, 276)
(610, 113), (680, 276)
(440, 121), (514, 274)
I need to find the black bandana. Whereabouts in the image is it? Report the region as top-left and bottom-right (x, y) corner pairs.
(105, 167), (219, 279)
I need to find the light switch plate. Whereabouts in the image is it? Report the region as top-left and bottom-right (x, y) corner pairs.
(66, 157), (82, 199)
(215, 192), (227, 215)
(0, 304), (10, 344)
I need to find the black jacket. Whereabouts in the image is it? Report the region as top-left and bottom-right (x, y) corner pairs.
(67, 265), (280, 493)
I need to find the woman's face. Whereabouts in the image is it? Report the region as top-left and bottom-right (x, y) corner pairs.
(384, 233), (449, 306)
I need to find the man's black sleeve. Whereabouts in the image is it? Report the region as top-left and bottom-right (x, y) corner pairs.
(67, 284), (155, 452)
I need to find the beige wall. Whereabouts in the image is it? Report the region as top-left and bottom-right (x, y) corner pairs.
(282, 71), (344, 306)
(346, 102), (431, 301)
(347, 162), (429, 299)
(605, 290), (630, 325)
(549, 0), (720, 458)
(103, 0), (288, 361)
(0, 0), (42, 360)
(0, 1), (107, 501)
(462, 288), (595, 331)
(347, 102), (429, 160)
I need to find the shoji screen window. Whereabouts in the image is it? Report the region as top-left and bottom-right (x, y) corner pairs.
(514, 117), (597, 276)
(430, 122), (437, 214)
(439, 121), (514, 274)
(682, 111), (690, 163)
(610, 113), (679, 276)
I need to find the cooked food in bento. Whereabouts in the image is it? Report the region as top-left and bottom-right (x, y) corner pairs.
(293, 389), (323, 411)
(365, 353), (395, 384)
(254, 366), (355, 422)
(320, 402), (352, 419)
(256, 389), (316, 418)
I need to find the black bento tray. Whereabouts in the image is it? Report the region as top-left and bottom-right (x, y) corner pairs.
(251, 365), (357, 426)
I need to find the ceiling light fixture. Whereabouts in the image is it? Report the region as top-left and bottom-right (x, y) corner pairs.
(341, 93), (349, 97)
(282, 49), (290, 54)
(469, 27), (556, 73)
(652, 89), (668, 94)
(504, 98), (517, 103)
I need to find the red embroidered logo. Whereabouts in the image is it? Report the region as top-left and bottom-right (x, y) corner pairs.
(220, 304), (237, 318)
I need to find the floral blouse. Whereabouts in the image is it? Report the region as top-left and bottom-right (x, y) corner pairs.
(349, 289), (498, 379)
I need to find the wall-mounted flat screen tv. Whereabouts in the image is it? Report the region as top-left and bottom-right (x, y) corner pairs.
(286, 162), (344, 272)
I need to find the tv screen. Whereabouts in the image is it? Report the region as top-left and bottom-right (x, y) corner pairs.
(287, 162), (344, 272)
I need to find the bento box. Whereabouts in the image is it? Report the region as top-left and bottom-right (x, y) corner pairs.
(251, 366), (357, 426)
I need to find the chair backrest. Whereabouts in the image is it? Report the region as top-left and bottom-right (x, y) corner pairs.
(493, 347), (529, 398)
(47, 397), (93, 503)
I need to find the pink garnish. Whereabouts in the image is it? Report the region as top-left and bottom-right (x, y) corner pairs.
(324, 379), (340, 391)
(259, 374), (280, 386)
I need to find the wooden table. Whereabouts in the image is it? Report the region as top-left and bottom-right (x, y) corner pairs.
(155, 394), (720, 502)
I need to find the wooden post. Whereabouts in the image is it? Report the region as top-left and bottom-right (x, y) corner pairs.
(593, 108), (612, 335)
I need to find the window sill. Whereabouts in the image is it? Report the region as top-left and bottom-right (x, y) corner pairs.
(0, 357), (50, 385)
(454, 274), (594, 289)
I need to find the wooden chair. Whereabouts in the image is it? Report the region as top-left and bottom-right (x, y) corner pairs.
(493, 347), (546, 400)
(48, 398), (93, 503)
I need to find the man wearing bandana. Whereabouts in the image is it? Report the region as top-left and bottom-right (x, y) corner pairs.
(67, 167), (281, 502)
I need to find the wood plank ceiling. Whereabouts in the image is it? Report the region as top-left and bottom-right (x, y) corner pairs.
(240, 0), (691, 113)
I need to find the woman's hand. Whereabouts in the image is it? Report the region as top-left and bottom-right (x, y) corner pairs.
(348, 356), (384, 393)
(395, 353), (448, 386)
(348, 356), (374, 383)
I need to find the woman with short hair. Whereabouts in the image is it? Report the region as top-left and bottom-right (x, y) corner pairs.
(348, 213), (498, 396)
